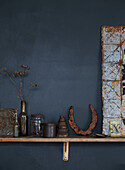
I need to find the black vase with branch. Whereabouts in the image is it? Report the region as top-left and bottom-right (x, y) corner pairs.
(0, 64), (38, 136)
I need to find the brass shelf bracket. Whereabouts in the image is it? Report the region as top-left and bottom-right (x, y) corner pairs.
(63, 142), (69, 161)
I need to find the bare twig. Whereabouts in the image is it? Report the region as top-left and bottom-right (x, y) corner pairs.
(25, 82), (39, 100)
(19, 76), (23, 101)
(3, 71), (22, 100)
(4, 72), (20, 92)
(30, 82), (38, 87)
(0, 65), (38, 101)
(20, 64), (30, 70)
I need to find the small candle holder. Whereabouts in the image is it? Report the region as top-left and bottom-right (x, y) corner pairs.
(57, 116), (68, 137)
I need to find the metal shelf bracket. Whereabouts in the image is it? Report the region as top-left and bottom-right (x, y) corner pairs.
(63, 142), (69, 161)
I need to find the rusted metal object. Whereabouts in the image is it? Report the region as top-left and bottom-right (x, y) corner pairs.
(68, 104), (97, 135)
(102, 26), (125, 136)
(0, 108), (17, 136)
(57, 116), (68, 137)
(43, 123), (56, 138)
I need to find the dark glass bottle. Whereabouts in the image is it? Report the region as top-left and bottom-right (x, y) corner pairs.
(13, 110), (19, 137)
(18, 101), (28, 136)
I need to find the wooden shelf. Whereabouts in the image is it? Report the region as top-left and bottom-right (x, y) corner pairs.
(0, 136), (125, 142)
(1, 136), (125, 161)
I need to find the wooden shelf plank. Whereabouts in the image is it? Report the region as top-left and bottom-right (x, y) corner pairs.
(0, 136), (125, 142)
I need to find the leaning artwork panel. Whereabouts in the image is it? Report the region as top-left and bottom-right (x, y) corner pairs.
(102, 26), (125, 136)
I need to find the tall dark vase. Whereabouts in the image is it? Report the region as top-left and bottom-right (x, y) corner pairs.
(18, 101), (28, 136)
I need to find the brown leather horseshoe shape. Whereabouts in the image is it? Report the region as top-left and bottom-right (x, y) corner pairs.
(68, 104), (97, 135)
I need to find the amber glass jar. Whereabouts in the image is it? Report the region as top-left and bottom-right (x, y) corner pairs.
(30, 114), (44, 137)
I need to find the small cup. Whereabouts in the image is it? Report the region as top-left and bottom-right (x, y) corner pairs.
(43, 123), (56, 138)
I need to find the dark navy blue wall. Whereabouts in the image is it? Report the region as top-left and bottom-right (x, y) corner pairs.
(0, 0), (124, 170)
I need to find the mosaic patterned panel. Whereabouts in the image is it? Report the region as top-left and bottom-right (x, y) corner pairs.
(103, 100), (121, 117)
(103, 45), (121, 63)
(103, 117), (121, 136)
(102, 63), (121, 80)
(102, 26), (120, 45)
(102, 81), (120, 100)
(0, 109), (17, 136)
(102, 26), (125, 136)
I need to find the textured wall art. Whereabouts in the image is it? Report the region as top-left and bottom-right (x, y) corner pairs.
(102, 26), (125, 136)
(0, 109), (17, 136)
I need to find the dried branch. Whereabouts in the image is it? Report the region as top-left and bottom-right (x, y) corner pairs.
(20, 64), (30, 70)
(1, 68), (19, 91)
(0, 65), (38, 101)
(30, 82), (39, 87)
(19, 76), (23, 101)
(12, 70), (27, 77)
(0, 68), (23, 100)
(25, 82), (39, 100)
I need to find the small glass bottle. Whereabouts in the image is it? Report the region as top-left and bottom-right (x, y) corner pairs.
(13, 110), (19, 137)
(18, 101), (28, 136)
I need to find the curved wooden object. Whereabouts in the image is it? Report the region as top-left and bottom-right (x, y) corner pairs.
(68, 104), (97, 135)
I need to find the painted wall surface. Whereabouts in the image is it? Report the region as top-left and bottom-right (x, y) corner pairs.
(0, 0), (124, 170)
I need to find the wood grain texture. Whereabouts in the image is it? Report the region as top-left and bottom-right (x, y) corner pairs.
(0, 136), (125, 142)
